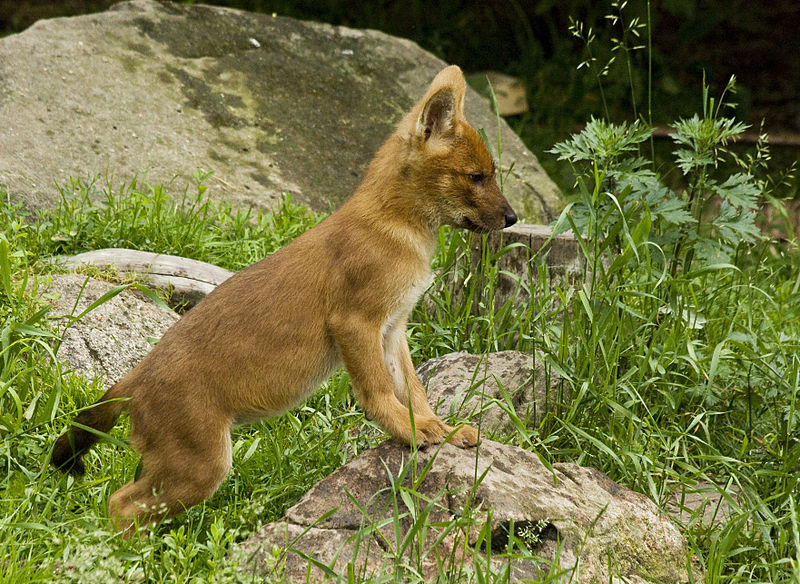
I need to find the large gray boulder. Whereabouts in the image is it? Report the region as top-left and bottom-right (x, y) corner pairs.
(236, 440), (701, 583)
(0, 0), (562, 221)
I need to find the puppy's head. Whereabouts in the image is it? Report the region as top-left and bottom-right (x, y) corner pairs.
(398, 66), (517, 232)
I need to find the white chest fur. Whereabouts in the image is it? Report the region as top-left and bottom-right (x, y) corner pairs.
(381, 270), (433, 392)
(385, 271), (433, 333)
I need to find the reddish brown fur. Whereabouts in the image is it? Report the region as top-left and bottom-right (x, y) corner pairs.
(50, 66), (517, 535)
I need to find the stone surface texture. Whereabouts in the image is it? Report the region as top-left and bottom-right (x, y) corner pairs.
(55, 248), (233, 307)
(417, 350), (563, 436)
(236, 440), (702, 583)
(41, 273), (178, 387)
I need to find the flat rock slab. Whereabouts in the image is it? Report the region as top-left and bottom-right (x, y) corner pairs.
(236, 440), (701, 583)
(41, 273), (178, 387)
(470, 223), (586, 307)
(0, 0), (562, 222)
(54, 248), (233, 306)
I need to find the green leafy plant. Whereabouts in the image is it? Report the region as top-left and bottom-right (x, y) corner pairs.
(550, 76), (764, 278)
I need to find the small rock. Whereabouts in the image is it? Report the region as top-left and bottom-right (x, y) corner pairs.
(466, 71), (529, 116)
(666, 480), (741, 529)
(417, 350), (563, 435)
(53, 248), (233, 308)
(41, 273), (178, 387)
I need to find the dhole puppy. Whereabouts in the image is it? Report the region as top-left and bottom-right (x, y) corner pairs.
(51, 65), (517, 534)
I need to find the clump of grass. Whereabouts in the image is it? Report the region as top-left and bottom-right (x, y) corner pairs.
(22, 171), (319, 271)
(525, 5), (798, 579)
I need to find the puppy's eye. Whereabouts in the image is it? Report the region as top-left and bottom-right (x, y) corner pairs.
(467, 173), (485, 185)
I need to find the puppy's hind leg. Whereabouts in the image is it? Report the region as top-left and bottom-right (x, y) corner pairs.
(108, 425), (232, 537)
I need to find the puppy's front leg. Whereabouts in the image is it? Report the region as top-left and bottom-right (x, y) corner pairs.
(331, 314), (450, 446)
(382, 317), (478, 448)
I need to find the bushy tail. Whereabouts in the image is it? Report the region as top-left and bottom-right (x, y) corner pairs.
(51, 387), (127, 476)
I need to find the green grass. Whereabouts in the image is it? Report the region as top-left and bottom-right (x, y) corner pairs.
(0, 179), (347, 583)
(27, 172), (319, 272)
(0, 165), (799, 582)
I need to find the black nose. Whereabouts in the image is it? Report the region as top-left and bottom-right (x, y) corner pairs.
(504, 210), (518, 228)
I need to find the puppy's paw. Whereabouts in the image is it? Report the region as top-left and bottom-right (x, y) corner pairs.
(412, 416), (451, 447)
(448, 424), (479, 448)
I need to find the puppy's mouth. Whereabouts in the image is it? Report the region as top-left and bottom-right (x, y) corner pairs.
(460, 216), (492, 233)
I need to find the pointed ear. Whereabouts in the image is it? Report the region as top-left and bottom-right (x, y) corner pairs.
(416, 87), (458, 140)
(407, 65), (467, 141)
